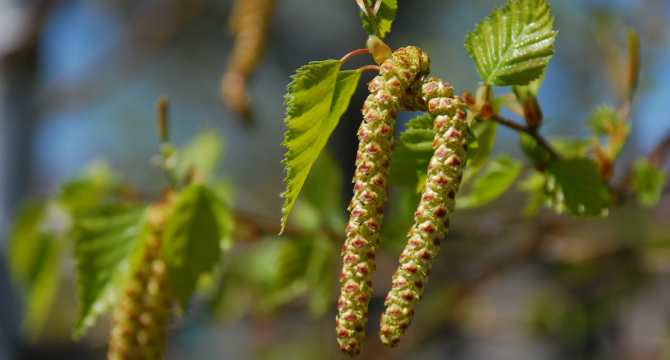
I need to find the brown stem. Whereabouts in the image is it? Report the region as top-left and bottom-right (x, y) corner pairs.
(489, 113), (560, 160)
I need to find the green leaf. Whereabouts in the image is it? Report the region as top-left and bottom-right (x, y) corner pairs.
(550, 138), (591, 158)
(174, 130), (224, 183)
(512, 68), (546, 99)
(298, 149), (346, 233)
(521, 133), (551, 166)
(632, 159), (667, 207)
(458, 155), (524, 208)
(281, 62), (361, 233)
(163, 184), (229, 309)
(463, 119), (498, 183)
(73, 204), (147, 339)
(58, 161), (116, 214)
(361, 0), (398, 38)
(388, 114), (436, 189)
(465, 0), (557, 86)
(587, 105), (623, 135)
(545, 158), (608, 217)
(8, 201), (63, 339)
(518, 171), (546, 218)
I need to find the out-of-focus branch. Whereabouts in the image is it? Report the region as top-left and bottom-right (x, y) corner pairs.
(489, 113), (560, 160)
(220, 0), (276, 127)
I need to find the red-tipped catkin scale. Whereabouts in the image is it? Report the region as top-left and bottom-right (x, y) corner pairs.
(336, 46), (430, 357)
(379, 78), (468, 349)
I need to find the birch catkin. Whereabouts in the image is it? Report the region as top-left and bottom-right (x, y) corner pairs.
(108, 206), (172, 360)
(379, 78), (468, 348)
(336, 46), (430, 357)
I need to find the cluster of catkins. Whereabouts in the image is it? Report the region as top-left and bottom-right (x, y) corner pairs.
(108, 205), (173, 360)
(336, 37), (468, 356)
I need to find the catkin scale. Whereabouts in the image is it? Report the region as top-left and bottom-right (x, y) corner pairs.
(336, 46), (430, 357)
(379, 78), (468, 348)
(107, 206), (172, 360)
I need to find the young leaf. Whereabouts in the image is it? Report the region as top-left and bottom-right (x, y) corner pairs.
(545, 158), (608, 217)
(73, 204), (147, 339)
(388, 113), (436, 189)
(281, 62), (361, 233)
(518, 171), (547, 218)
(587, 105), (624, 135)
(458, 154), (524, 208)
(8, 201), (63, 339)
(512, 68), (546, 99)
(361, 0), (398, 39)
(632, 158), (667, 208)
(465, 0), (557, 86)
(299, 149), (347, 234)
(463, 119), (498, 183)
(521, 133), (551, 166)
(162, 184), (231, 309)
(174, 130), (224, 183)
(58, 161), (116, 214)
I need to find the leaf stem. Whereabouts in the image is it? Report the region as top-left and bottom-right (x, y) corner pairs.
(340, 49), (370, 63)
(489, 113), (560, 160)
(358, 64), (380, 73)
(362, 0), (382, 38)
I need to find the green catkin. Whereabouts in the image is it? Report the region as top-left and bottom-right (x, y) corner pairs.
(336, 46), (430, 357)
(379, 78), (468, 348)
(108, 206), (172, 360)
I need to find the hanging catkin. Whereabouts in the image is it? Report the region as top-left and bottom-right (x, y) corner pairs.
(220, 0), (275, 125)
(379, 77), (468, 348)
(108, 205), (172, 360)
(336, 45), (430, 357)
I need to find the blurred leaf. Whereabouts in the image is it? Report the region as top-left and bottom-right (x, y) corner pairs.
(587, 105), (624, 135)
(550, 138), (591, 158)
(463, 120), (498, 183)
(299, 149), (346, 233)
(465, 0), (556, 86)
(632, 158), (667, 208)
(73, 204), (147, 339)
(8, 201), (62, 340)
(281, 62), (361, 234)
(388, 113), (436, 189)
(174, 130), (224, 183)
(380, 188), (421, 252)
(521, 133), (551, 166)
(304, 235), (337, 317)
(58, 161), (116, 214)
(163, 184), (228, 309)
(361, 0), (397, 38)
(518, 171), (547, 218)
(545, 158), (609, 217)
(458, 155), (524, 208)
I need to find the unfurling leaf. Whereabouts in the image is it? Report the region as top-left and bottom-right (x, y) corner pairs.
(587, 105), (625, 136)
(162, 184), (230, 309)
(73, 204), (147, 339)
(458, 155), (524, 208)
(361, 0), (397, 38)
(281, 61), (361, 233)
(545, 158), (609, 217)
(465, 0), (557, 86)
(632, 159), (667, 208)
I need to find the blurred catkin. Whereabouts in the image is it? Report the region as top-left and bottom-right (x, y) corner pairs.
(220, 0), (275, 126)
(107, 205), (172, 360)
(336, 46), (430, 357)
(380, 78), (468, 348)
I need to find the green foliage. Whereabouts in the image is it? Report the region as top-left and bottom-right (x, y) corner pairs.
(162, 184), (231, 310)
(8, 201), (63, 339)
(520, 133), (551, 166)
(512, 69), (546, 99)
(174, 130), (224, 183)
(545, 158), (609, 217)
(388, 114), (436, 190)
(587, 105), (624, 135)
(550, 138), (591, 158)
(361, 0), (397, 38)
(73, 204), (147, 339)
(518, 171), (547, 218)
(465, 0), (557, 86)
(58, 161), (116, 213)
(632, 159), (667, 207)
(281, 60), (361, 233)
(463, 119), (498, 183)
(458, 155), (524, 208)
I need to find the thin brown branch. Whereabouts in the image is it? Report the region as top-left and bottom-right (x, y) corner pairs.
(340, 48), (370, 63)
(489, 113), (560, 160)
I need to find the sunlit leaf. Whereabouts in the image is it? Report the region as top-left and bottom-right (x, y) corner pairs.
(281, 61), (361, 234)
(458, 155), (524, 208)
(361, 0), (398, 38)
(465, 0), (557, 86)
(632, 158), (666, 208)
(73, 204), (147, 339)
(545, 158), (608, 217)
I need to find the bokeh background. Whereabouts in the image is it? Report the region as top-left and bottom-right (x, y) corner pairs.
(1, 0), (670, 359)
